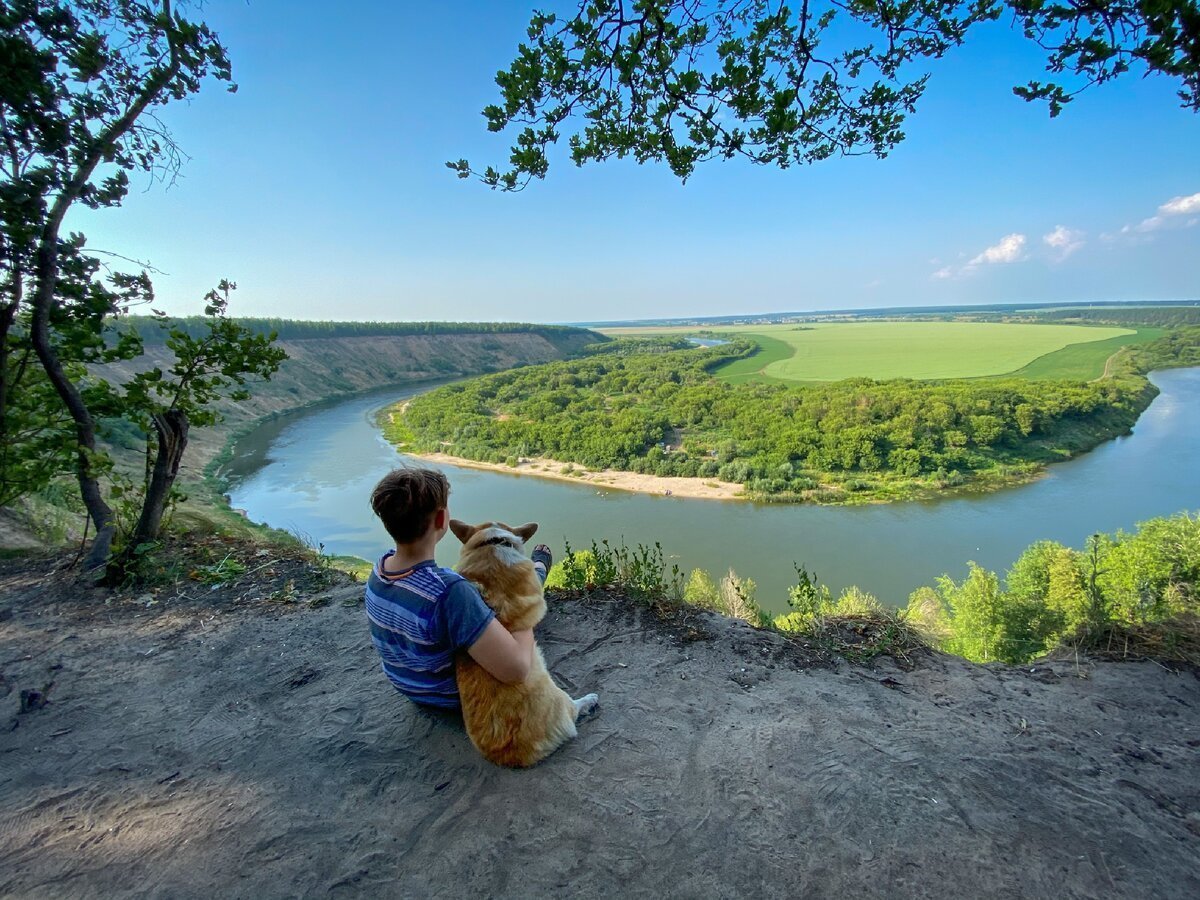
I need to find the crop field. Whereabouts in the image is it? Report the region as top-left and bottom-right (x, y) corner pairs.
(1005, 327), (1164, 380)
(603, 322), (1142, 383)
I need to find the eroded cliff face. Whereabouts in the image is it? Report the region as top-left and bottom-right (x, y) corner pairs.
(93, 329), (603, 474)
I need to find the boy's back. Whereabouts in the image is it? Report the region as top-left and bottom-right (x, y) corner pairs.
(365, 466), (542, 709)
(364, 554), (494, 709)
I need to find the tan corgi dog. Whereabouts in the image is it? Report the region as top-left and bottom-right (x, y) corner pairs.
(449, 519), (599, 767)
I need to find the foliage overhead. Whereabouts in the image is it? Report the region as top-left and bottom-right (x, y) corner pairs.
(450, 0), (1200, 188)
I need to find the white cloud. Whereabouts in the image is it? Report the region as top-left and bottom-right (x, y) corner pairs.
(968, 233), (1028, 267)
(930, 232), (1029, 280)
(1123, 191), (1200, 234)
(1043, 225), (1085, 260)
(1160, 192), (1200, 216)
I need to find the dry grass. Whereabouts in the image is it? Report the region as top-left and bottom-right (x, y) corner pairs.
(1061, 614), (1200, 667)
(797, 613), (929, 666)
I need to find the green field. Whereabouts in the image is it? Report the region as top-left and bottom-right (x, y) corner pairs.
(1005, 327), (1164, 380)
(604, 322), (1143, 382)
(704, 333), (793, 384)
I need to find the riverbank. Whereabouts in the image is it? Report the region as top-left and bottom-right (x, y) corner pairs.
(409, 450), (747, 500)
(2, 550), (1197, 898)
(395, 446), (1084, 505)
(384, 350), (1161, 506)
(84, 327), (604, 496)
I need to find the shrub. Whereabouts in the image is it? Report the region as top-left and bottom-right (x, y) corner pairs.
(545, 538), (682, 600)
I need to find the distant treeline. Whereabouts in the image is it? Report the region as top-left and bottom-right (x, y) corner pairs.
(1037, 307), (1200, 327)
(390, 335), (1174, 502)
(580, 301), (1200, 329)
(124, 317), (606, 346)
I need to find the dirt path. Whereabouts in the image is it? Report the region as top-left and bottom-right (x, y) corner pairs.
(1098, 348), (1126, 381)
(2, 583), (1198, 898)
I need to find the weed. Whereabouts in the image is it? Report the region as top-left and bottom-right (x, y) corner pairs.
(191, 552), (248, 586)
(268, 579), (300, 603)
(547, 538), (684, 602)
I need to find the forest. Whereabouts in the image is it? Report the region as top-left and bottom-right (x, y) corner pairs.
(389, 332), (1194, 502)
(1037, 307), (1200, 327)
(1127, 326), (1200, 369)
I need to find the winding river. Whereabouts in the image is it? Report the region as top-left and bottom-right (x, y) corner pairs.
(224, 369), (1200, 614)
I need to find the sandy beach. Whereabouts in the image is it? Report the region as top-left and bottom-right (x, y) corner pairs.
(408, 450), (748, 500)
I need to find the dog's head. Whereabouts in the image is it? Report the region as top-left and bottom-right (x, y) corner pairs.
(449, 519), (544, 630)
(449, 520), (538, 555)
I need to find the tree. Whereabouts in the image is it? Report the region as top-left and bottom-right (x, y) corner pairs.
(683, 566), (720, 609)
(1, 1), (234, 567)
(451, 0), (1200, 189)
(941, 563), (1006, 661)
(115, 282), (284, 571)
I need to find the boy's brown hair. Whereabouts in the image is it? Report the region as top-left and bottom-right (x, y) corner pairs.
(370, 467), (450, 544)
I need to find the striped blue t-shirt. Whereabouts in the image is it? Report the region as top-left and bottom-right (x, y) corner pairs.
(364, 554), (495, 709)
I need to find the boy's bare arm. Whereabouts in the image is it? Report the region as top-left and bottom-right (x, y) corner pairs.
(467, 620), (534, 684)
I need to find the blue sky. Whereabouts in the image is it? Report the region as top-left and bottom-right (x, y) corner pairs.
(72, 2), (1200, 323)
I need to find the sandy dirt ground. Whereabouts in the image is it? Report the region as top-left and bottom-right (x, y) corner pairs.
(411, 451), (746, 501)
(2, 573), (1198, 898)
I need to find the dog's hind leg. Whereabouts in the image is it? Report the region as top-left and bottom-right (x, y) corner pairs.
(572, 693), (600, 721)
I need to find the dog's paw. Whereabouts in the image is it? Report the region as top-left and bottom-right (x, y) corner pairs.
(575, 692), (600, 720)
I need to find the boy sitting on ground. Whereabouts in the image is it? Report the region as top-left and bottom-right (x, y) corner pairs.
(364, 467), (553, 709)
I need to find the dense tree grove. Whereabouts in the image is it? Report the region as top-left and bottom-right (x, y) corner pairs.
(905, 512), (1200, 663)
(1129, 326), (1200, 369)
(393, 336), (1161, 500)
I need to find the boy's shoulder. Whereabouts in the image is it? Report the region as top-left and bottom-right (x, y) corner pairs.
(369, 557), (468, 604)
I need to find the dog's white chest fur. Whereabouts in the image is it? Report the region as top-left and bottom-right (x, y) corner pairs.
(493, 544), (527, 567)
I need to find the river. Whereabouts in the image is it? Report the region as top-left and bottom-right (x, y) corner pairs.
(223, 368), (1200, 614)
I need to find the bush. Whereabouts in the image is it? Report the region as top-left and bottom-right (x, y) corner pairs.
(904, 513), (1200, 664)
(545, 539), (682, 600)
(717, 569), (769, 626)
(683, 568), (720, 609)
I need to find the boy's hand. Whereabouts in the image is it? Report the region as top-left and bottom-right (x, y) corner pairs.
(467, 620), (534, 684)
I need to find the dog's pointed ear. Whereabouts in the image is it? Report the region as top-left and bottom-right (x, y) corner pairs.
(513, 522), (538, 542)
(449, 519), (475, 544)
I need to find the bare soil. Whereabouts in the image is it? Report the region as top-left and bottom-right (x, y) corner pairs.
(1, 553), (1198, 899)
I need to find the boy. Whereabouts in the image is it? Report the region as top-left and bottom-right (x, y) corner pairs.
(364, 467), (553, 709)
